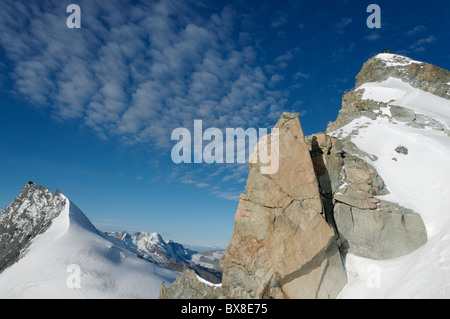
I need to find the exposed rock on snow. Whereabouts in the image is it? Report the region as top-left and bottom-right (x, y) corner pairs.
(307, 132), (427, 260)
(356, 53), (450, 99)
(0, 184), (66, 273)
(334, 200), (427, 260)
(160, 269), (221, 299)
(394, 146), (409, 155)
(327, 53), (450, 298)
(327, 53), (450, 133)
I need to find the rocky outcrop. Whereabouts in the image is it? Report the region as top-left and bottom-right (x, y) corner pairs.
(160, 269), (221, 299)
(219, 113), (347, 299)
(327, 53), (450, 133)
(355, 53), (450, 99)
(159, 52), (437, 299)
(307, 131), (427, 260)
(334, 201), (427, 260)
(0, 184), (66, 273)
(320, 53), (434, 259)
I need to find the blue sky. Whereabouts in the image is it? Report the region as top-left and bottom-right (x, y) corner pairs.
(0, 0), (449, 248)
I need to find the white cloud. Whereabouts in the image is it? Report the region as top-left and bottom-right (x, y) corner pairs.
(331, 43), (355, 62)
(0, 0), (295, 202)
(271, 13), (288, 28)
(334, 17), (352, 34)
(0, 0), (288, 150)
(410, 35), (437, 52)
(406, 25), (427, 36)
(293, 71), (310, 80)
(364, 32), (380, 41)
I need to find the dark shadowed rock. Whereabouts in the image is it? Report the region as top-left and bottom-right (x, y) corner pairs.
(0, 184), (66, 273)
(306, 132), (427, 260)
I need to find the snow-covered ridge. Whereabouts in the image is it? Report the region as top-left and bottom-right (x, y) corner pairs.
(191, 250), (224, 270)
(106, 230), (224, 282)
(358, 77), (450, 128)
(0, 184), (224, 298)
(0, 188), (178, 299)
(330, 71), (450, 298)
(375, 53), (422, 67)
(0, 184), (66, 273)
(107, 230), (197, 265)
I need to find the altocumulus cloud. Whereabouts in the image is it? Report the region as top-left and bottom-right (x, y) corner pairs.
(0, 0), (288, 148)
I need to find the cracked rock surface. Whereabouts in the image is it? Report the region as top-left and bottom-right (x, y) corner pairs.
(219, 113), (347, 299)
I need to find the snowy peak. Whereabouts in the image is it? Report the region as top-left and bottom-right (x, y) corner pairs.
(106, 231), (223, 284)
(0, 183), (66, 273)
(327, 52), (450, 134)
(322, 53), (450, 298)
(374, 52), (422, 67)
(356, 52), (450, 100)
(0, 182), (100, 274)
(107, 231), (196, 264)
(0, 183), (179, 298)
(65, 198), (100, 235)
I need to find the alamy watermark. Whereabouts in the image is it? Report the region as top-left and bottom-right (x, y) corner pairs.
(366, 4), (381, 29)
(66, 4), (380, 30)
(171, 120), (280, 174)
(66, 4), (81, 29)
(366, 264), (382, 289)
(66, 264), (81, 289)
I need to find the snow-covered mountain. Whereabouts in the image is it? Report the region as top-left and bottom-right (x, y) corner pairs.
(0, 184), (66, 273)
(327, 53), (450, 298)
(106, 231), (223, 284)
(0, 183), (178, 298)
(191, 250), (224, 272)
(106, 231), (197, 264)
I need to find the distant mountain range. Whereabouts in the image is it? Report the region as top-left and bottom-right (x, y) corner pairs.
(106, 231), (223, 283)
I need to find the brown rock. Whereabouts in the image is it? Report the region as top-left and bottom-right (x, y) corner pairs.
(159, 269), (221, 299)
(220, 113), (347, 299)
(334, 193), (380, 210)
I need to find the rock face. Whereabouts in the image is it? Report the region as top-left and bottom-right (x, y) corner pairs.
(310, 124), (427, 259)
(159, 52), (435, 299)
(160, 269), (221, 299)
(327, 53), (450, 133)
(319, 53), (444, 259)
(355, 53), (450, 99)
(219, 113), (347, 299)
(333, 201), (427, 259)
(0, 184), (66, 273)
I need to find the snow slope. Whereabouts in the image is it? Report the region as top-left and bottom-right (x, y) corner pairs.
(191, 250), (224, 271)
(360, 77), (450, 127)
(332, 77), (450, 298)
(375, 53), (422, 67)
(0, 195), (178, 299)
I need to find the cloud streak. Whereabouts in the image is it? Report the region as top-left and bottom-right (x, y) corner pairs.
(0, 0), (288, 150)
(410, 35), (437, 52)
